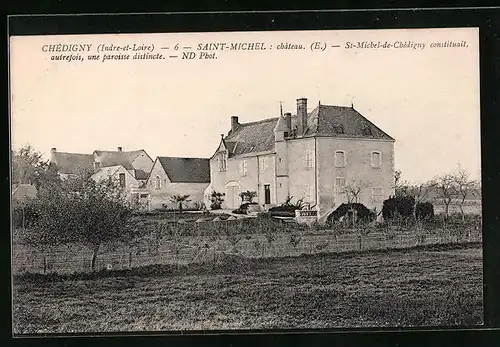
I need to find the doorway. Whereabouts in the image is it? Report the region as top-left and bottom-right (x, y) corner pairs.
(264, 184), (271, 205)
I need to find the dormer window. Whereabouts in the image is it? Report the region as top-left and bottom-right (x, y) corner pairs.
(218, 152), (227, 172)
(155, 175), (161, 190)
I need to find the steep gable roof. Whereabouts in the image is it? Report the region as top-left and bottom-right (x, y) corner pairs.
(219, 103), (394, 157)
(91, 165), (139, 184)
(157, 156), (210, 183)
(308, 105), (394, 140)
(223, 118), (278, 157)
(93, 150), (148, 170)
(51, 152), (94, 175)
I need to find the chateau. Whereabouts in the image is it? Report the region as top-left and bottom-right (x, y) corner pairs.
(206, 98), (395, 218)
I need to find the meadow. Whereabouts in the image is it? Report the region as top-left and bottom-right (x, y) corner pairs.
(12, 243), (483, 333)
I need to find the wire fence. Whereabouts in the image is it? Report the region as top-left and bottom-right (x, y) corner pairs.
(12, 223), (482, 275)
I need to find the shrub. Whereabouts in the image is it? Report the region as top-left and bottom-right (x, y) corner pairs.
(416, 202), (434, 220)
(232, 202), (258, 215)
(382, 196), (415, 221)
(326, 203), (375, 226)
(210, 191), (225, 210)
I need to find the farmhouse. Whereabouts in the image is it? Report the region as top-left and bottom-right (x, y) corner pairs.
(92, 147), (154, 186)
(146, 156), (211, 210)
(50, 147), (154, 208)
(50, 147), (154, 182)
(49, 148), (95, 179)
(207, 97), (395, 219)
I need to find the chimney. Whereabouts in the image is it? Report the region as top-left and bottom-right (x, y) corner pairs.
(297, 98), (308, 135)
(231, 116), (239, 132)
(117, 146), (122, 152)
(50, 148), (57, 163)
(283, 112), (292, 130)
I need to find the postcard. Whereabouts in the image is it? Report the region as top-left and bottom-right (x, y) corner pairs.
(9, 26), (482, 334)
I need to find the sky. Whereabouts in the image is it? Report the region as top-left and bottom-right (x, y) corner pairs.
(9, 28), (481, 183)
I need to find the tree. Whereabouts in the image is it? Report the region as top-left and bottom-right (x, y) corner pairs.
(29, 177), (136, 272)
(12, 145), (61, 189)
(210, 191), (225, 210)
(339, 180), (368, 226)
(239, 190), (257, 203)
(453, 166), (479, 223)
(406, 181), (436, 223)
(170, 194), (191, 213)
(394, 169), (411, 197)
(435, 174), (457, 221)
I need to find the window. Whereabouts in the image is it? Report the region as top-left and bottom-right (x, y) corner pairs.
(372, 187), (383, 202)
(94, 161), (101, 171)
(218, 152), (227, 172)
(239, 160), (248, 176)
(119, 173), (126, 188)
(335, 177), (346, 194)
(371, 151), (382, 168)
(259, 157), (268, 172)
(305, 149), (314, 168)
(334, 151), (346, 168)
(155, 175), (161, 190)
(305, 185), (315, 202)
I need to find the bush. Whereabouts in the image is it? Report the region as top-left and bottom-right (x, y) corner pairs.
(416, 202), (434, 220)
(232, 202), (259, 215)
(269, 205), (301, 217)
(382, 196), (415, 221)
(326, 203), (375, 226)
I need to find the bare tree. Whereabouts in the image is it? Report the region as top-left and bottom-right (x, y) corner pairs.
(435, 174), (457, 221)
(453, 166), (478, 223)
(339, 179), (368, 227)
(394, 169), (409, 197)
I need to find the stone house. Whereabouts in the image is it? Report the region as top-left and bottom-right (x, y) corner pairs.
(207, 97), (395, 219)
(146, 156), (211, 210)
(50, 147), (154, 207)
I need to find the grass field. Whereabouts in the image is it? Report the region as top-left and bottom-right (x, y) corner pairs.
(12, 243), (483, 333)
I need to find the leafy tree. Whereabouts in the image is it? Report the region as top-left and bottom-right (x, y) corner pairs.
(170, 194), (191, 213)
(12, 145), (61, 189)
(29, 177), (136, 272)
(239, 190), (257, 203)
(210, 191), (225, 210)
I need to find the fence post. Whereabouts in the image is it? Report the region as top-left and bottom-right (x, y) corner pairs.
(43, 255), (47, 275)
(129, 251), (132, 268)
(358, 234), (362, 250)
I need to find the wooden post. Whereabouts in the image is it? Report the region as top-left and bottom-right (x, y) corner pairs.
(129, 251), (132, 268)
(358, 234), (362, 250)
(43, 256), (47, 274)
(22, 204), (25, 232)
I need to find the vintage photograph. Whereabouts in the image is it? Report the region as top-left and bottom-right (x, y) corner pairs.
(9, 27), (482, 333)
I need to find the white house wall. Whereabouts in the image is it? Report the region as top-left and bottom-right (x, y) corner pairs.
(147, 159), (209, 210)
(316, 137), (395, 216)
